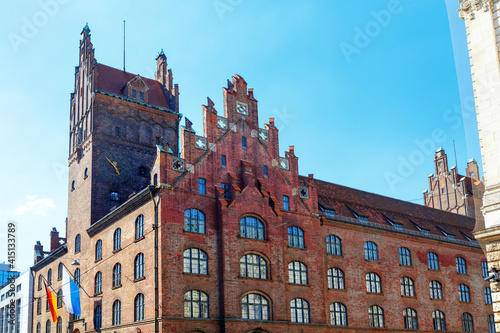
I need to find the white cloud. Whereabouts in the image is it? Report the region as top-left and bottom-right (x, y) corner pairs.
(15, 195), (56, 216)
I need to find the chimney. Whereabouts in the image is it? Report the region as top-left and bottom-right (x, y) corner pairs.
(50, 227), (60, 252)
(34, 241), (44, 264)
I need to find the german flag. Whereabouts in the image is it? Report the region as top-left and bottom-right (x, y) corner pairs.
(44, 282), (58, 323)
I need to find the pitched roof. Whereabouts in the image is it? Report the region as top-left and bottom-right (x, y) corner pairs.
(308, 176), (477, 244)
(94, 64), (172, 110)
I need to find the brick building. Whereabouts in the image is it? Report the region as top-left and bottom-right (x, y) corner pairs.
(423, 148), (485, 230)
(31, 26), (494, 333)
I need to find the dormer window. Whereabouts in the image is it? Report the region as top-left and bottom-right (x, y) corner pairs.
(140, 92), (144, 101)
(132, 90), (137, 98)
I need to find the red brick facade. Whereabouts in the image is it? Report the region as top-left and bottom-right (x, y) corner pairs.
(32, 27), (493, 333)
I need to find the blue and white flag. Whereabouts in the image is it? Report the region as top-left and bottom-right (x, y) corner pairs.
(62, 267), (81, 316)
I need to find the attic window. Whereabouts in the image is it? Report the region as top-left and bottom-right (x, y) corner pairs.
(461, 233), (478, 244)
(325, 209), (336, 219)
(412, 221), (430, 234)
(140, 92), (144, 101)
(437, 227), (455, 239)
(132, 90), (137, 98)
(393, 223), (403, 230)
(348, 207), (367, 222)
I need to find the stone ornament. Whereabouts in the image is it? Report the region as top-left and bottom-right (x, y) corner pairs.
(299, 186), (309, 199)
(458, 0), (490, 20)
(172, 157), (185, 171)
(195, 136), (207, 150)
(258, 129), (269, 142)
(217, 116), (228, 130)
(279, 157), (289, 170)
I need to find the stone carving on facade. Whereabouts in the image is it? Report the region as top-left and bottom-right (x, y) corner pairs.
(458, 0), (490, 20)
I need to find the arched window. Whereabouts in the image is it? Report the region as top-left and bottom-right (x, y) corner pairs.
(94, 305), (102, 330)
(134, 293), (145, 321)
(47, 269), (52, 285)
(485, 287), (493, 305)
(112, 300), (121, 325)
(184, 209), (205, 234)
(403, 308), (418, 329)
(430, 280), (443, 299)
(75, 234), (81, 253)
(58, 263), (63, 280)
(94, 272), (102, 294)
(288, 261), (308, 285)
(368, 305), (384, 328)
(364, 241), (378, 261)
(240, 254), (268, 279)
(290, 298), (310, 323)
(327, 268), (345, 290)
(38, 275), (43, 291)
(113, 263), (121, 287)
(183, 248), (208, 275)
(483, 261), (489, 278)
(330, 303), (347, 326)
(241, 294), (269, 321)
(113, 228), (121, 251)
(432, 310), (446, 331)
(288, 226), (305, 248)
(95, 240), (102, 261)
(45, 320), (51, 333)
(401, 277), (415, 297)
(56, 318), (62, 333)
(135, 253), (145, 279)
(135, 215), (145, 239)
(459, 284), (470, 302)
(74, 268), (80, 286)
(456, 257), (467, 274)
(57, 290), (63, 307)
(36, 323), (41, 333)
(427, 252), (439, 270)
(184, 290), (209, 318)
(488, 314), (495, 333)
(37, 298), (41, 315)
(399, 247), (411, 266)
(326, 235), (342, 256)
(240, 216), (265, 240)
(462, 312), (474, 332)
(366, 273), (382, 294)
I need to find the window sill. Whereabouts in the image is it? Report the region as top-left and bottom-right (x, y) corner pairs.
(94, 258), (102, 264)
(237, 235), (268, 243)
(183, 230), (206, 236)
(134, 236), (145, 243)
(366, 292), (383, 295)
(401, 295), (416, 299)
(327, 254), (343, 258)
(94, 292), (102, 297)
(75, 250), (81, 254)
(134, 277), (146, 283)
(112, 248), (122, 254)
(430, 298), (444, 301)
(289, 283), (310, 287)
(112, 284), (122, 290)
(287, 246), (307, 251)
(328, 288), (346, 292)
(183, 272), (209, 277)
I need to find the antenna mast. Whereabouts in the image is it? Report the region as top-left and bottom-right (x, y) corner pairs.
(123, 20), (126, 72)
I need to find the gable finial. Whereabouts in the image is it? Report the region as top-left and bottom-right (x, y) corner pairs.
(81, 22), (90, 35)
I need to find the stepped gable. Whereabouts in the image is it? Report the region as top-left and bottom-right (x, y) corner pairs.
(310, 176), (476, 240)
(94, 64), (172, 110)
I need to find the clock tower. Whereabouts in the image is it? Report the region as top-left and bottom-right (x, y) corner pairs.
(67, 24), (181, 242)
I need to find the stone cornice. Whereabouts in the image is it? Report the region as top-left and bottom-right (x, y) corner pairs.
(458, 0), (491, 20)
(473, 225), (500, 242)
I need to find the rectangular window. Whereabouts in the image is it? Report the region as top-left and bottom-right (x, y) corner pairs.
(140, 92), (144, 100)
(283, 195), (290, 211)
(393, 223), (403, 230)
(198, 178), (206, 194)
(263, 165), (268, 177)
(110, 191), (119, 201)
(221, 183), (229, 199)
(115, 126), (120, 138)
(221, 155), (226, 168)
(132, 90), (136, 98)
(156, 137), (161, 146)
(242, 137), (247, 149)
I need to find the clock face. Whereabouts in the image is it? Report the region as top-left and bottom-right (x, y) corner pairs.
(96, 151), (132, 183)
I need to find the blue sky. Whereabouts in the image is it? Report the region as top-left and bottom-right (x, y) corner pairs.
(0, 0), (479, 271)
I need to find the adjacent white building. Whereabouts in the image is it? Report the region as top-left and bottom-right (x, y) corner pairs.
(0, 269), (33, 333)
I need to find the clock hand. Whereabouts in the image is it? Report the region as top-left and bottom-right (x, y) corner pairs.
(105, 156), (120, 175)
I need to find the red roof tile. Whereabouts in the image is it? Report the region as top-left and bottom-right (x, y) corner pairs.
(94, 64), (172, 110)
